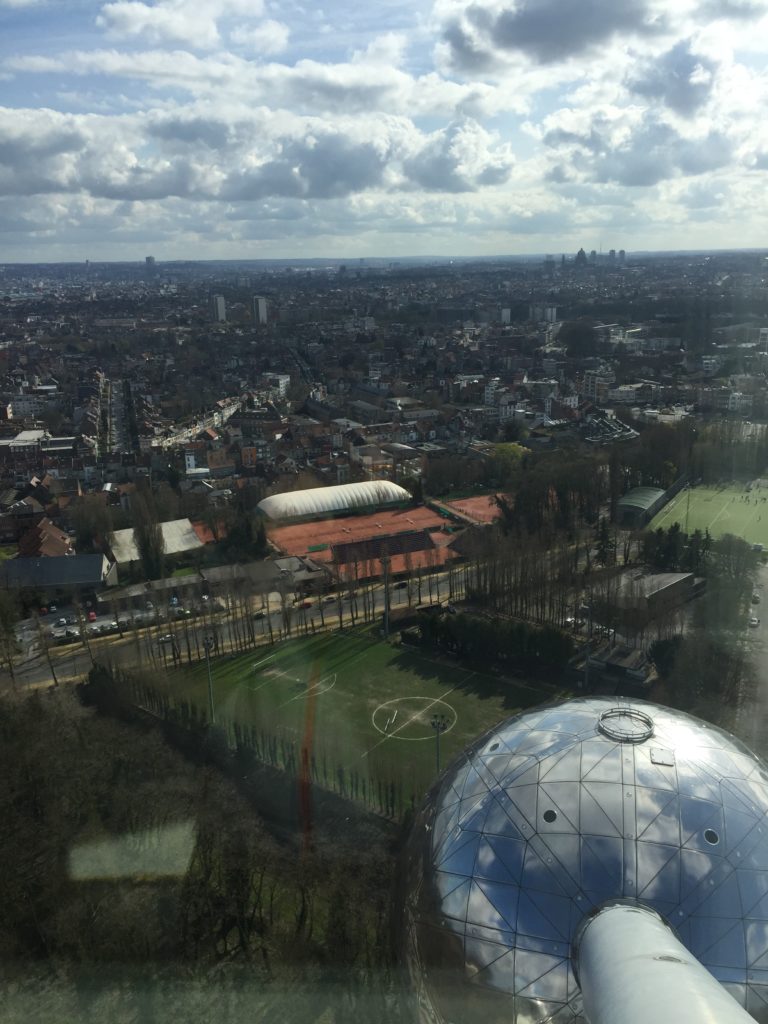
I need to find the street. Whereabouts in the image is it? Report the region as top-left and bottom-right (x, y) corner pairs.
(5, 574), (457, 690)
(734, 564), (768, 760)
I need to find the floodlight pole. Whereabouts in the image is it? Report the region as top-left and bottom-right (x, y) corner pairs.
(431, 713), (448, 773)
(576, 902), (754, 1024)
(381, 554), (391, 638)
(203, 635), (215, 724)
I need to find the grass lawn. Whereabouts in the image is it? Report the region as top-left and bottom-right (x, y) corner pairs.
(649, 483), (768, 546)
(160, 631), (557, 806)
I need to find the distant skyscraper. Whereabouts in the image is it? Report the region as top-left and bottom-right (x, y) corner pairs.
(609, 248), (616, 264)
(589, 249), (597, 264)
(211, 294), (226, 323)
(575, 247), (588, 267)
(253, 295), (268, 325)
(145, 255), (156, 277)
(619, 249), (626, 265)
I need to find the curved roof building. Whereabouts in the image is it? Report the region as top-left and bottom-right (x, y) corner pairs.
(257, 480), (410, 521)
(616, 485), (667, 527)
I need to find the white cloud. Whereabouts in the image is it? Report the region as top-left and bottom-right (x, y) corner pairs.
(229, 19), (290, 55)
(96, 0), (265, 49)
(1, 0), (768, 256)
(6, 46), (511, 117)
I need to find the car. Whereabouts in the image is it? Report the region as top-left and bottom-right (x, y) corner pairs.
(87, 610), (97, 622)
(252, 610), (266, 620)
(145, 601), (154, 611)
(749, 617), (760, 628)
(394, 581), (408, 589)
(753, 594), (761, 604)
(158, 634), (175, 644)
(48, 604), (57, 613)
(55, 617), (67, 627)
(201, 594), (210, 602)
(322, 594), (336, 604)
(67, 616), (77, 625)
(299, 600), (312, 610)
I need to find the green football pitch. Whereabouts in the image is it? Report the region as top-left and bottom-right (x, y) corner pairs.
(161, 631), (555, 806)
(649, 483), (768, 547)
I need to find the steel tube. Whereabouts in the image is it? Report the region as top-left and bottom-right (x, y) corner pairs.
(576, 903), (753, 1024)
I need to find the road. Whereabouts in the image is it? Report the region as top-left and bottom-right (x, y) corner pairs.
(734, 565), (768, 759)
(5, 574), (457, 690)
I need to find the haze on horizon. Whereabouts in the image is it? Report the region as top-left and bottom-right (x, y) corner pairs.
(1, 0), (767, 262)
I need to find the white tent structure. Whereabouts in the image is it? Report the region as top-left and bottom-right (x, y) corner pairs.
(110, 518), (203, 565)
(257, 481), (410, 521)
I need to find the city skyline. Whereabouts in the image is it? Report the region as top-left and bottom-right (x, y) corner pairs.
(1, 0), (768, 261)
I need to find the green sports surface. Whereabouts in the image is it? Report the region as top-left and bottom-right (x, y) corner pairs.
(649, 483), (768, 546)
(162, 631), (555, 806)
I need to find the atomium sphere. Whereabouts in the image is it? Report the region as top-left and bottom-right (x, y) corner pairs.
(404, 697), (768, 1024)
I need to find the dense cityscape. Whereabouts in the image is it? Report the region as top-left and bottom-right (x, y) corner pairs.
(1, 248), (768, 1020)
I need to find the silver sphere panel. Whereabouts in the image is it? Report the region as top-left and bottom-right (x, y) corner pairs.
(404, 697), (768, 1024)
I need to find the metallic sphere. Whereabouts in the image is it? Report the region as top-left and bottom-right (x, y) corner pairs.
(404, 698), (768, 1024)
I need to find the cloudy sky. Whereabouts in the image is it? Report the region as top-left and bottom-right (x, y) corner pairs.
(1, 0), (767, 261)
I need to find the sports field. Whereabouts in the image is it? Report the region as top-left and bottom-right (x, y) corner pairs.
(162, 631), (554, 806)
(649, 483), (768, 546)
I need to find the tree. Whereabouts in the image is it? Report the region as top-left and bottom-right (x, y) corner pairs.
(222, 509), (267, 562)
(595, 517), (615, 567)
(0, 590), (19, 687)
(558, 319), (598, 357)
(153, 481), (179, 522)
(71, 494), (114, 553)
(131, 485), (165, 580)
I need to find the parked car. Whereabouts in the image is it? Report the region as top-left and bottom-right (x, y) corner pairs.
(158, 634), (175, 644)
(87, 610), (97, 622)
(749, 617), (760, 628)
(55, 617), (67, 627)
(394, 581), (408, 589)
(252, 610), (266, 620)
(752, 594), (761, 604)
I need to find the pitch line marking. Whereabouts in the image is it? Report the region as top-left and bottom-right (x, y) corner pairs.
(362, 685), (458, 758)
(279, 673), (337, 708)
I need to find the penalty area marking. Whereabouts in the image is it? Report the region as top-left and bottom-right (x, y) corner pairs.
(364, 692), (457, 756)
(249, 666), (301, 693)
